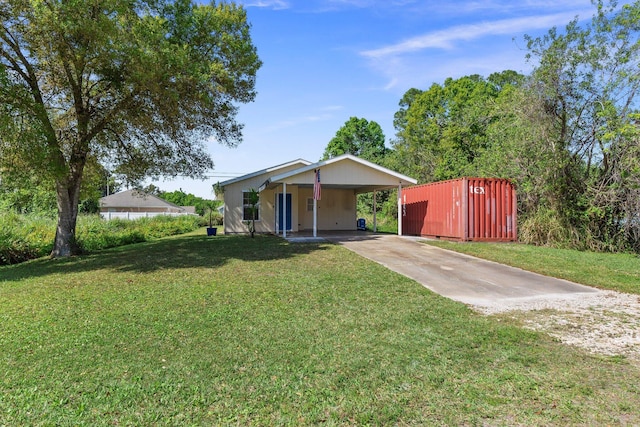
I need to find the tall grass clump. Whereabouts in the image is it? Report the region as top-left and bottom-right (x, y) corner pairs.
(0, 212), (55, 264)
(356, 211), (398, 234)
(76, 215), (201, 251)
(0, 213), (201, 265)
(518, 207), (580, 249)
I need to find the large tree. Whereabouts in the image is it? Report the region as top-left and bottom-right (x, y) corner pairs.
(322, 116), (386, 162)
(524, 0), (640, 251)
(392, 71), (524, 183)
(0, 0), (261, 257)
(321, 116), (390, 217)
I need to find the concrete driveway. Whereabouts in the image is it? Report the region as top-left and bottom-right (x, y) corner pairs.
(324, 234), (602, 312)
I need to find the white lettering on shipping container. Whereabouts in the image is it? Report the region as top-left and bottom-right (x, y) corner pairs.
(470, 186), (485, 194)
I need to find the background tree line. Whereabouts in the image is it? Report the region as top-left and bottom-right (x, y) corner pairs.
(2, 0), (638, 254)
(142, 184), (222, 217)
(325, 1), (640, 253)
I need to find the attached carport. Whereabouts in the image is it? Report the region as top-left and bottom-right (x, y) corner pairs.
(258, 154), (417, 238)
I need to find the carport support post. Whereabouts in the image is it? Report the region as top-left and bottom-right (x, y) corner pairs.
(283, 182), (287, 238)
(313, 198), (317, 237)
(373, 190), (377, 233)
(397, 183), (402, 236)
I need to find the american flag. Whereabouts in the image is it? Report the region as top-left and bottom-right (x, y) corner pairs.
(313, 169), (321, 200)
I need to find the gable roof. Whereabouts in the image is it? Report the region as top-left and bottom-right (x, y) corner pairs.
(219, 158), (312, 187)
(267, 154), (416, 187)
(259, 154), (417, 192)
(99, 189), (184, 210)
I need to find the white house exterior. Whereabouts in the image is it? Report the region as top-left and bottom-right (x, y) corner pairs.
(219, 154), (417, 236)
(99, 189), (194, 220)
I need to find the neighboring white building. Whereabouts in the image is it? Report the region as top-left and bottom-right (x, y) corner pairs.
(99, 189), (194, 220)
(219, 154), (417, 236)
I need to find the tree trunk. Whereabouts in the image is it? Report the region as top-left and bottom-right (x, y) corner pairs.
(51, 178), (82, 258)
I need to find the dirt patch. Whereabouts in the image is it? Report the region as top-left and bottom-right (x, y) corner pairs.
(473, 291), (640, 362)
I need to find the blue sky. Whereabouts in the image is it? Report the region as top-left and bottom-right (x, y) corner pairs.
(147, 0), (599, 198)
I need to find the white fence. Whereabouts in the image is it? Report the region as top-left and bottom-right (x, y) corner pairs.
(100, 212), (194, 221)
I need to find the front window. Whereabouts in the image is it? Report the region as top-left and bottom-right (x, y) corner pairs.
(242, 191), (259, 221)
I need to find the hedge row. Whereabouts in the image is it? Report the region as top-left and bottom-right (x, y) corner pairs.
(0, 213), (202, 266)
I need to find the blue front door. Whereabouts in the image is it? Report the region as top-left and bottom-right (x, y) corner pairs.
(278, 193), (292, 231)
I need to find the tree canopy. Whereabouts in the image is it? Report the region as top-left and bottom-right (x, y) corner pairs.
(322, 117), (386, 162)
(392, 71), (525, 183)
(0, 0), (261, 256)
(155, 188), (221, 216)
(522, 0), (640, 251)
(388, 0), (640, 252)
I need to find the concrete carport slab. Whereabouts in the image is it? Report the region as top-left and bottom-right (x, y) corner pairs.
(324, 234), (602, 313)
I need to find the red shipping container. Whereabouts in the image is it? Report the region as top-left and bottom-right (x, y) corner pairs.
(401, 178), (517, 241)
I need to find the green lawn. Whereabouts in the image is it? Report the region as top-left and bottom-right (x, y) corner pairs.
(1, 231), (639, 425)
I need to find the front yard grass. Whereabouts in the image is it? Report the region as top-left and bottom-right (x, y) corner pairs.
(1, 232), (639, 425)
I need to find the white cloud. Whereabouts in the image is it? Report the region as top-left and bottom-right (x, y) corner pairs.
(433, 0), (590, 15)
(361, 11), (590, 59)
(383, 78), (399, 91)
(242, 0), (290, 10)
(369, 48), (534, 95)
(302, 0), (593, 16)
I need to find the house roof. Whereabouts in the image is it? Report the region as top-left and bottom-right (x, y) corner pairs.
(259, 154), (417, 193)
(99, 189), (185, 210)
(219, 158), (312, 187)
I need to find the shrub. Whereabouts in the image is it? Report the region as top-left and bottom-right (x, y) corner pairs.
(76, 215), (201, 251)
(0, 212), (54, 265)
(198, 212), (223, 227)
(519, 207), (580, 249)
(0, 214), (202, 266)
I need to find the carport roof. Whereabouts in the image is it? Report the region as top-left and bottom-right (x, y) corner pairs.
(258, 154), (417, 193)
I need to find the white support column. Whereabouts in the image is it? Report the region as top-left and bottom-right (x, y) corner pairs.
(275, 193), (279, 234)
(313, 198), (318, 237)
(283, 182), (287, 238)
(373, 190), (377, 233)
(397, 183), (403, 236)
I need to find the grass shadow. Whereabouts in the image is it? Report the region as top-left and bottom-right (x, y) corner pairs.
(0, 233), (331, 282)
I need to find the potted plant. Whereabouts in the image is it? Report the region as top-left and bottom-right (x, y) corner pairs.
(205, 201), (218, 236)
(245, 188), (259, 238)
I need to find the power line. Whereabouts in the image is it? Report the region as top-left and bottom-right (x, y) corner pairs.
(159, 173), (247, 179)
